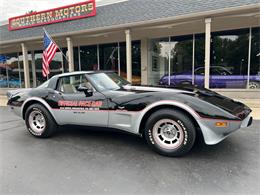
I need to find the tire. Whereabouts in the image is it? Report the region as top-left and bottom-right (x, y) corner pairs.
(180, 81), (192, 85)
(249, 81), (260, 89)
(144, 109), (196, 157)
(25, 103), (57, 138)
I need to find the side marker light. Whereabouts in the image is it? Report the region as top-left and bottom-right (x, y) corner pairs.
(215, 122), (228, 127)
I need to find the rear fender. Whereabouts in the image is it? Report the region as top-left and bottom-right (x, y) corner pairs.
(21, 97), (58, 123)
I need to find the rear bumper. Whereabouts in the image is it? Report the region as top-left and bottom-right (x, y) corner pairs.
(198, 114), (253, 145)
(9, 105), (22, 117)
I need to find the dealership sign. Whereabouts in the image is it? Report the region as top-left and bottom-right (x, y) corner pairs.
(8, 0), (96, 31)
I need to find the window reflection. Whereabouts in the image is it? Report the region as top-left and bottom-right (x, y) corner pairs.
(132, 41), (141, 85)
(28, 52), (33, 87)
(120, 41), (141, 84)
(250, 27), (260, 89)
(18, 53), (25, 88)
(194, 34), (205, 87)
(80, 45), (98, 71)
(99, 43), (118, 71)
(34, 50), (63, 86)
(62, 48), (68, 73)
(155, 36), (194, 87)
(210, 29), (249, 88)
(150, 28), (259, 89)
(73, 47), (80, 71)
(149, 38), (170, 85)
(169, 35), (193, 86)
(0, 53), (21, 88)
(72, 41), (141, 85)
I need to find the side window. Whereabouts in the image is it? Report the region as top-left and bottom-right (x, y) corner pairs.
(195, 68), (205, 75)
(57, 74), (94, 94)
(211, 67), (231, 76)
(210, 67), (221, 75)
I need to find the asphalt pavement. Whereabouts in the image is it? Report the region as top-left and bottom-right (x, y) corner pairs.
(0, 106), (259, 195)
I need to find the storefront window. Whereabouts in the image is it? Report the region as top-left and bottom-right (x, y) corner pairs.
(0, 53), (21, 88)
(62, 48), (68, 73)
(148, 38), (170, 85)
(99, 43), (118, 72)
(80, 45), (98, 71)
(120, 41), (141, 84)
(148, 28), (259, 89)
(250, 27), (260, 89)
(169, 35), (193, 86)
(34, 50), (63, 86)
(149, 35), (206, 87)
(0, 56), (8, 88)
(194, 34), (205, 87)
(51, 51), (63, 77)
(18, 53), (25, 88)
(150, 36), (194, 87)
(73, 47), (80, 71)
(35, 51), (45, 85)
(119, 42), (126, 77)
(27, 52), (33, 87)
(132, 41), (141, 84)
(210, 29), (249, 88)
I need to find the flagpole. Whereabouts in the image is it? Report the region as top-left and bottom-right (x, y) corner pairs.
(43, 28), (69, 64)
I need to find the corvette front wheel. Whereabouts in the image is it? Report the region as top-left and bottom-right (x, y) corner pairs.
(144, 109), (196, 157)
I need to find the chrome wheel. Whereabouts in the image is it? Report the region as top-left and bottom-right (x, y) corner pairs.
(28, 110), (46, 133)
(249, 82), (260, 89)
(152, 119), (184, 150)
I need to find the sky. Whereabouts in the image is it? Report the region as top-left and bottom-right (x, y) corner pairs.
(0, 0), (115, 22)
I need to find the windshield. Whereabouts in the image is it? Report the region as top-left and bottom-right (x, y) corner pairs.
(88, 72), (130, 91)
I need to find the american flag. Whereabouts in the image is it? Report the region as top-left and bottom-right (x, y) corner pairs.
(42, 31), (58, 77)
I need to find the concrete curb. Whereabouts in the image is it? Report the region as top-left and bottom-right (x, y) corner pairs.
(0, 96), (7, 107)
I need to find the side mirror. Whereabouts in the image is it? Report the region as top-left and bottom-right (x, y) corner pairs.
(77, 86), (93, 97)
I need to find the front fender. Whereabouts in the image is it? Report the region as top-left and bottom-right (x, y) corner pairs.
(134, 100), (201, 134)
(134, 100), (246, 145)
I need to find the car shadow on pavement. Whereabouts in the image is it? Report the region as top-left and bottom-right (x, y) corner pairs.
(52, 125), (244, 160)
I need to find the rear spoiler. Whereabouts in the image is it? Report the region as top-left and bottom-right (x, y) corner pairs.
(6, 88), (31, 100)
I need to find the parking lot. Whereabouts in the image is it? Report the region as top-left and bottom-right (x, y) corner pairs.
(0, 106), (259, 194)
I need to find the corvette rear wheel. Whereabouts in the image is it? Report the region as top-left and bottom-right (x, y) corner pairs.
(25, 104), (57, 138)
(144, 109), (196, 157)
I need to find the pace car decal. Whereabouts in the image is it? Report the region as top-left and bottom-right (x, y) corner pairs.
(58, 100), (103, 111)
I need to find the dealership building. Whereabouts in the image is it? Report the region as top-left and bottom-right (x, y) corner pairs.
(0, 0), (259, 98)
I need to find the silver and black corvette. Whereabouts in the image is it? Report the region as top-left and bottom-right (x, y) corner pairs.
(7, 71), (253, 156)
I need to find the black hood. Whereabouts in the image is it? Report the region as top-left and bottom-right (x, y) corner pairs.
(119, 84), (251, 119)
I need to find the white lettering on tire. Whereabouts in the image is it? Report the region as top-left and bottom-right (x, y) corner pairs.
(148, 129), (155, 145)
(177, 120), (188, 145)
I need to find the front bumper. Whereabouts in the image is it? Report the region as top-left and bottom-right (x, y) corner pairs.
(240, 115), (253, 128)
(197, 114), (253, 145)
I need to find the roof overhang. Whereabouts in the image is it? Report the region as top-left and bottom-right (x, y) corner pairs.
(0, 3), (259, 46)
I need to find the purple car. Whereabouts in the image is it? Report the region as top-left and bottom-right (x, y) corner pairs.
(159, 66), (260, 89)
